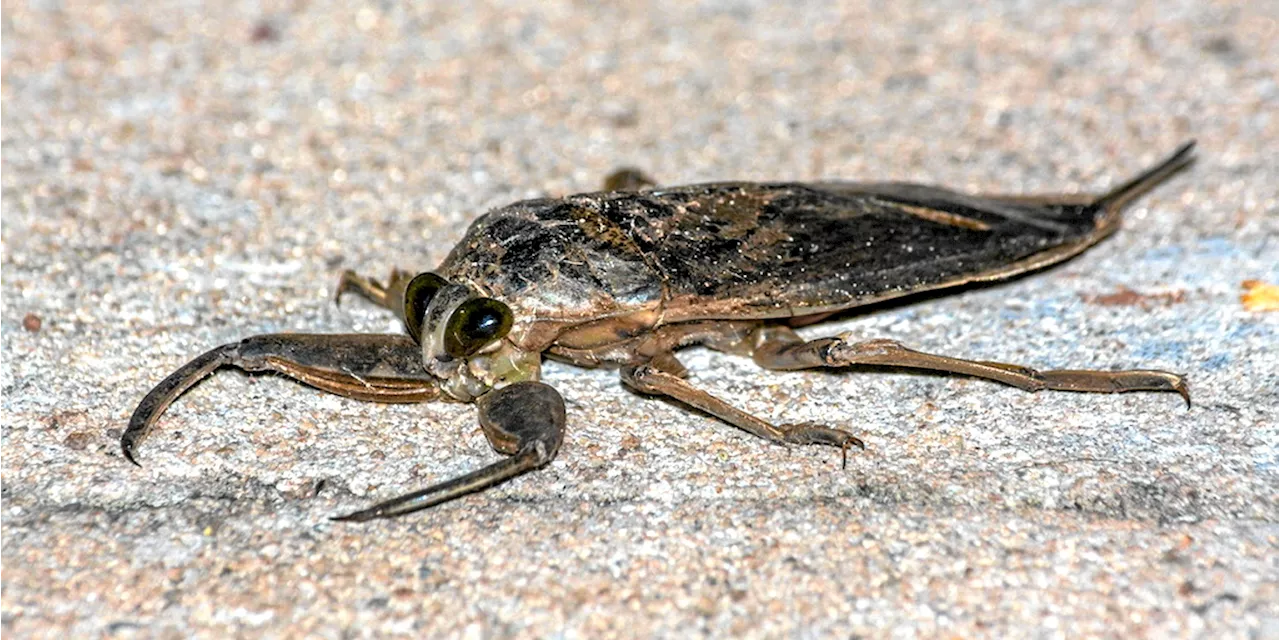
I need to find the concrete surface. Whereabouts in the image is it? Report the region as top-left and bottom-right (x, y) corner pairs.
(3, 0), (1277, 637)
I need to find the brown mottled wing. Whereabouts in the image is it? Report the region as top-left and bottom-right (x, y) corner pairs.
(627, 182), (1106, 319)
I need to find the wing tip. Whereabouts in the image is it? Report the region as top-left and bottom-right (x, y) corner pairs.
(1093, 141), (1197, 213)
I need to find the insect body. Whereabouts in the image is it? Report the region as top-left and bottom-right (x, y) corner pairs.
(125, 142), (1195, 521)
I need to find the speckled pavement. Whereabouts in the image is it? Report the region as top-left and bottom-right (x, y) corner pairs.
(3, 1), (1277, 637)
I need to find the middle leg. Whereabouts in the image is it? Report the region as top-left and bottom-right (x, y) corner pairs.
(620, 354), (864, 466)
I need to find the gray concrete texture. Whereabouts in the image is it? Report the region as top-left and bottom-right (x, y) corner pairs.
(3, 0), (1277, 637)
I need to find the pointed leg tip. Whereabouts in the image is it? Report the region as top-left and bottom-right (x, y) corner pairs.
(330, 509), (377, 523)
(1172, 377), (1191, 409)
(121, 445), (142, 467)
(840, 436), (866, 470)
(332, 272), (354, 306)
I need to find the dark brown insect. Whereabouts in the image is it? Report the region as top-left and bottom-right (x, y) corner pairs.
(124, 142), (1195, 521)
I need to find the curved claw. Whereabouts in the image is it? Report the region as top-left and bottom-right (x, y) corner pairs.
(332, 381), (567, 522)
(122, 334), (438, 465)
(778, 422), (866, 470)
(123, 344), (239, 466)
(1173, 376), (1192, 410)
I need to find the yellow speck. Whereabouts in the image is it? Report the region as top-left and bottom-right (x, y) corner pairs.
(1241, 280), (1279, 312)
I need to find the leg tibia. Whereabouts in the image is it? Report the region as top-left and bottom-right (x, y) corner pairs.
(751, 329), (1189, 405)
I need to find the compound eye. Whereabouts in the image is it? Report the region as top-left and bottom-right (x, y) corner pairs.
(403, 272), (449, 344)
(444, 297), (514, 358)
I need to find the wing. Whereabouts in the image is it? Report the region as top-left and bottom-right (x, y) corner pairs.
(638, 142), (1195, 320)
(621, 182), (1097, 319)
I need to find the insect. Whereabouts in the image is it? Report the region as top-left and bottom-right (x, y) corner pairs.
(124, 142), (1195, 521)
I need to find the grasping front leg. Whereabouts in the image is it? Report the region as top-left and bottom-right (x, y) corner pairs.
(123, 333), (439, 465)
(620, 354), (864, 467)
(331, 381), (566, 522)
(749, 326), (1189, 406)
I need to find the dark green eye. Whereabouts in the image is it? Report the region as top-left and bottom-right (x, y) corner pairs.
(444, 298), (514, 358)
(403, 272), (449, 344)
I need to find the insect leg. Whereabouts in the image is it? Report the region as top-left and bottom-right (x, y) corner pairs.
(334, 267), (414, 315)
(602, 167), (656, 191)
(750, 327), (1189, 407)
(123, 333), (439, 465)
(621, 358), (864, 465)
(331, 381), (565, 521)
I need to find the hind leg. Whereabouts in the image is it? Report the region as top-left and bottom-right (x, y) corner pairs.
(748, 327), (1189, 406)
